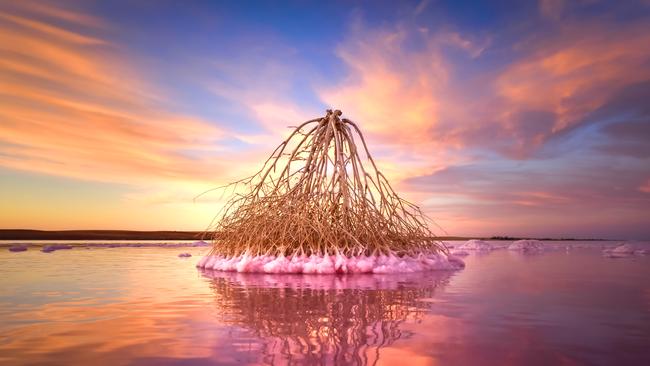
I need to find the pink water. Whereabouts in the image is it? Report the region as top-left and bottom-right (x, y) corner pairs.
(1, 241), (649, 365)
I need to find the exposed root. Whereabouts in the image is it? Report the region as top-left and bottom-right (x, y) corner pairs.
(203, 109), (453, 270)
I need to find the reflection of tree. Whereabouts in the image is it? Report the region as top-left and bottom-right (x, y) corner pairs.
(200, 269), (453, 365)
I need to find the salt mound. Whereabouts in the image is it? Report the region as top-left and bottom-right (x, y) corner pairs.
(458, 240), (493, 251)
(612, 243), (635, 254)
(196, 253), (464, 274)
(603, 243), (648, 257)
(508, 240), (544, 252)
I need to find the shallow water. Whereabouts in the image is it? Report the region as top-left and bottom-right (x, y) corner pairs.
(1, 241), (649, 365)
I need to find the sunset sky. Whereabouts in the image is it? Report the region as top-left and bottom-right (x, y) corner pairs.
(1, 0), (649, 239)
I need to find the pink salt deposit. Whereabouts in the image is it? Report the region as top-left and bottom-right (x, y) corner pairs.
(196, 252), (464, 274)
(458, 240), (493, 251)
(602, 243), (649, 257)
(508, 239), (544, 251)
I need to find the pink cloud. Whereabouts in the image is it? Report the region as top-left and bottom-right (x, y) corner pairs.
(496, 22), (650, 134)
(322, 17), (650, 161)
(320, 26), (469, 146)
(640, 180), (650, 194)
(317, 24), (485, 186)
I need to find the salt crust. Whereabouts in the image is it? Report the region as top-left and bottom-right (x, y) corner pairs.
(196, 252), (465, 274)
(603, 243), (649, 257)
(508, 239), (544, 251)
(457, 240), (493, 251)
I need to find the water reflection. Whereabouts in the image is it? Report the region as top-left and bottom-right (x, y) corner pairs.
(200, 269), (455, 365)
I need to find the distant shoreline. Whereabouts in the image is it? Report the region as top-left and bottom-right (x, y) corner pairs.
(0, 230), (209, 241)
(0, 229), (608, 241)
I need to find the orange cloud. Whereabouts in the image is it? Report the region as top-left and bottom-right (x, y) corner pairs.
(0, 2), (223, 185)
(495, 21), (650, 145)
(320, 28), (446, 145)
(318, 26), (483, 186)
(2, 0), (106, 29)
(320, 23), (491, 149)
(322, 18), (650, 160)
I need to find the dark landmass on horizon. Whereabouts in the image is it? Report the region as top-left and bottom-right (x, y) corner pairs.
(0, 230), (208, 240)
(0, 230), (607, 241)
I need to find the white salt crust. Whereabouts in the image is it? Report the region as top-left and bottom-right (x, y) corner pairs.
(508, 239), (544, 251)
(458, 240), (493, 251)
(196, 253), (465, 274)
(603, 243), (649, 257)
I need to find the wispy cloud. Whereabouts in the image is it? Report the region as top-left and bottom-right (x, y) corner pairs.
(321, 26), (447, 145)
(493, 21), (650, 155)
(322, 15), (650, 160)
(318, 23), (487, 185)
(0, 2), (225, 185)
